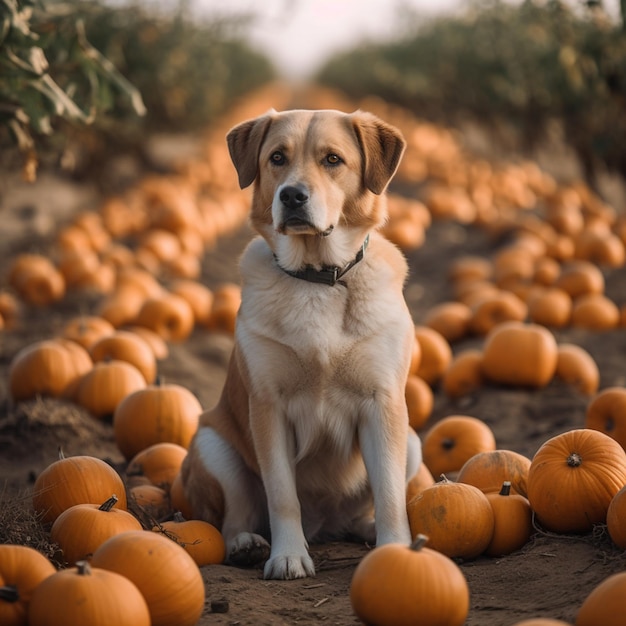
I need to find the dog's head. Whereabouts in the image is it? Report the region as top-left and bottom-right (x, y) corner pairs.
(227, 109), (405, 270)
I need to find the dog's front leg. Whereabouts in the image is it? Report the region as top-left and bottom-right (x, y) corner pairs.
(359, 395), (413, 546)
(251, 398), (315, 580)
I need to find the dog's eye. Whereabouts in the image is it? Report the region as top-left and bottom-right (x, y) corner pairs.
(325, 154), (342, 166)
(270, 151), (286, 166)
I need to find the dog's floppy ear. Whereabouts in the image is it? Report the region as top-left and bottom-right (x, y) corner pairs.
(351, 111), (406, 195)
(226, 111), (275, 189)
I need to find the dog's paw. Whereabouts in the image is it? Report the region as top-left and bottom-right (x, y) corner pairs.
(263, 554), (316, 580)
(227, 532), (271, 567)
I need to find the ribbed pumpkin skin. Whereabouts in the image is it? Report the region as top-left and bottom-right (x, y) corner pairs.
(606, 485), (626, 549)
(484, 483), (533, 556)
(28, 563), (150, 626)
(527, 429), (626, 533)
(0, 545), (56, 626)
(155, 518), (226, 566)
(585, 387), (626, 450)
(350, 540), (469, 626)
(576, 572), (626, 626)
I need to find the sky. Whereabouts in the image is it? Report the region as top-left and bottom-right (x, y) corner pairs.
(197, 0), (623, 79)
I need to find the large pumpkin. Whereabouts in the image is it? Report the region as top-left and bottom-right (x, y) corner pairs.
(113, 381), (201, 460)
(91, 530), (205, 626)
(481, 321), (558, 388)
(350, 535), (470, 626)
(32, 453), (127, 525)
(606, 485), (626, 549)
(0, 545), (56, 626)
(28, 561), (150, 626)
(527, 429), (626, 533)
(575, 572), (626, 626)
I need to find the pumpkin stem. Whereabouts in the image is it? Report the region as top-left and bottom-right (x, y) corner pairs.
(76, 560), (92, 576)
(438, 474), (450, 483)
(499, 481), (512, 496)
(99, 494), (119, 512)
(173, 511), (187, 523)
(567, 452), (583, 468)
(441, 437), (456, 451)
(0, 584), (19, 603)
(410, 533), (429, 551)
(58, 446), (65, 460)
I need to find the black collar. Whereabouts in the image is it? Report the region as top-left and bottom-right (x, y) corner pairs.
(276, 235), (369, 286)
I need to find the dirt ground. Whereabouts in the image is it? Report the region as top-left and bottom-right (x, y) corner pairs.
(2, 86), (626, 625)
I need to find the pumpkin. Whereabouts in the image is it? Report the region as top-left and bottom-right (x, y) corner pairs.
(405, 374), (433, 431)
(570, 293), (620, 330)
(170, 279), (214, 326)
(350, 534), (469, 626)
(138, 229), (181, 263)
(413, 326), (452, 385)
(573, 230), (625, 268)
(89, 331), (157, 384)
(469, 290), (528, 336)
(97, 287), (146, 328)
(575, 572), (626, 626)
(170, 472), (194, 519)
(423, 301), (472, 343)
(512, 620), (573, 626)
(126, 442), (188, 491)
(448, 255), (493, 284)
(481, 321), (558, 388)
(9, 339), (92, 402)
(606, 485), (626, 549)
(457, 449), (531, 497)
(554, 260), (604, 298)
(406, 463), (435, 505)
(91, 530), (205, 626)
(407, 477), (495, 559)
(533, 256), (561, 286)
(207, 282), (241, 335)
(8, 254), (66, 306)
(442, 349), (484, 398)
(62, 315), (115, 350)
(585, 387), (626, 450)
(134, 293), (195, 342)
(484, 481), (533, 556)
(50, 495), (142, 565)
(154, 513), (226, 566)
(0, 290), (20, 328)
(28, 560), (150, 626)
(422, 415), (496, 477)
(32, 453), (127, 525)
(0, 545), (56, 626)
(123, 326), (170, 360)
(554, 344), (599, 395)
(113, 381), (201, 460)
(129, 484), (171, 521)
(74, 360), (147, 419)
(526, 428), (626, 533)
(527, 287), (572, 328)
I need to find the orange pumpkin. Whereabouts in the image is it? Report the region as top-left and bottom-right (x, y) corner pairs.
(206, 282), (241, 334)
(134, 293), (195, 342)
(123, 326), (169, 360)
(8, 254), (65, 306)
(113, 381), (201, 460)
(413, 326), (452, 385)
(154, 515), (226, 566)
(570, 293), (620, 330)
(423, 301), (472, 343)
(50, 495), (142, 565)
(527, 287), (572, 328)
(442, 349), (484, 398)
(407, 477), (495, 559)
(422, 415), (496, 477)
(28, 561), (150, 626)
(91, 530), (205, 626)
(554, 260), (604, 298)
(585, 387), (626, 450)
(405, 374), (433, 431)
(575, 572), (626, 626)
(512, 620), (573, 626)
(469, 290), (528, 336)
(350, 534), (469, 626)
(527, 429), (626, 533)
(481, 321), (558, 388)
(169, 472), (194, 519)
(606, 485), (626, 549)
(484, 481), (533, 556)
(170, 280), (214, 326)
(406, 463), (436, 504)
(554, 343), (599, 395)
(32, 453), (127, 525)
(457, 449), (531, 497)
(129, 484), (171, 521)
(0, 545), (55, 626)
(62, 316), (115, 350)
(126, 442), (188, 491)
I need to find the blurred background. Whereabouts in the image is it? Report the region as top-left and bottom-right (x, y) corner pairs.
(1, 0), (625, 193)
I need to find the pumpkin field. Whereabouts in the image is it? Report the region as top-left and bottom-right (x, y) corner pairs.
(2, 80), (626, 625)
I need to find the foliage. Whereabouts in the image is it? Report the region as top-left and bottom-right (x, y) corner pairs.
(317, 0), (626, 187)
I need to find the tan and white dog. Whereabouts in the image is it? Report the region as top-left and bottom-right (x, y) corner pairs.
(181, 108), (422, 580)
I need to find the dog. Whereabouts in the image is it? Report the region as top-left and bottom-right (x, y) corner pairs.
(181, 108), (422, 580)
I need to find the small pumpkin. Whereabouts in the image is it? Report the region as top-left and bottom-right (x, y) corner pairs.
(97, 287), (146, 328)
(154, 513), (226, 566)
(570, 293), (620, 330)
(423, 301), (472, 343)
(406, 463), (435, 505)
(484, 481), (533, 556)
(407, 477), (495, 559)
(113, 380), (201, 460)
(206, 282), (241, 335)
(129, 484), (171, 521)
(91, 530), (205, 626)
(469, 290), (528, 336)
(134, 292), (195, 342)
(527, 287), (572, 328)
(512, 620), (573, 626)
(413, 326), (452, 385)
(8, 254), (66, 306)
(405, 374), (433, 431)
(28, 560), (150, 626)
(422, 415), (496, 477)
(61, 315), (115, 350)
(170, 279), (214, 326)
(481, 321), (558, 388)
(442, 349), (484, 398)
(123, 325), (170, 360)
(170, 472), (194, 520)
(526, 428), (626, 533)
(575, 572), (626, 626)
(585, 387), (626, 450)
(50, 495), (142, 565)
(89, 331), (157, 384)
(32, 452), (127, 525)
(126, 442), (188, 491)
(554, 344), (599, 395)
(457, 449), (531, 498)
(350, 534), (470, 626)
(0, 545), (56, 626)
(554, 260), (604, 299)
(606, 485), (626, 549)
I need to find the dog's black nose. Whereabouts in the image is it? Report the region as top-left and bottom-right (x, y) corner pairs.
(280, 185), (309, 210)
